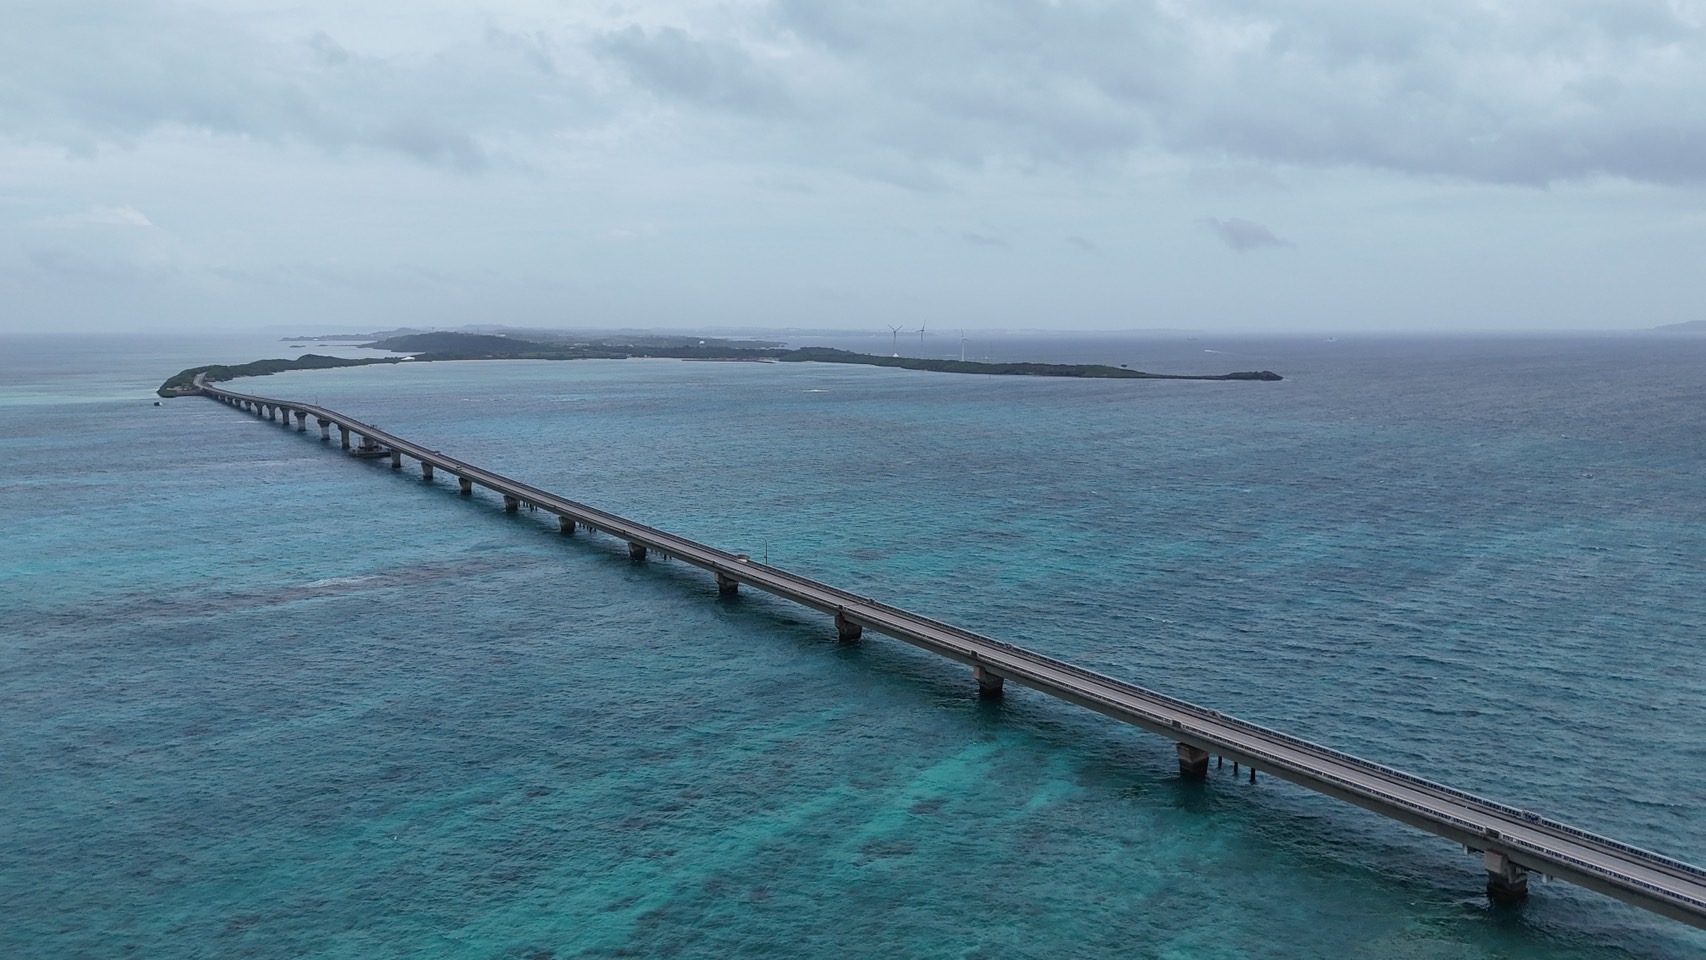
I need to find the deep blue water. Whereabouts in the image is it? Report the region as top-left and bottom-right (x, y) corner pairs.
(3, 332), (1704, 959)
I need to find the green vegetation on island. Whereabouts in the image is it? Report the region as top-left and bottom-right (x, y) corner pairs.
(774, 348), (1283, 380)
(156, 355), (401, 396)
(159, 333), (1281, 396)
(362, 332), (786, 359)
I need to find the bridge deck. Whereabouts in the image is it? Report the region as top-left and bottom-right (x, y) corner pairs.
(199, 382), (1706, 931)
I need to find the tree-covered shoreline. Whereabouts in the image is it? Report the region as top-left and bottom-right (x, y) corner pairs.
(159, 334), (1281, 396)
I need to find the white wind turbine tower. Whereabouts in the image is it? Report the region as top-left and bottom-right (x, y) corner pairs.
(960, 330), (968, 362)
(887, 324), (904, 356)
(917, 320), (927, 352)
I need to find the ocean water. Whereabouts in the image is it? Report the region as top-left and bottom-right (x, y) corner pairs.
(2, 331), (1704, 959)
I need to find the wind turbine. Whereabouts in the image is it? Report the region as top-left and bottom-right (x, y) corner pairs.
(917, 320), (927, 352)
(959, 330), (968, 362)
(887, 324), (904, 356)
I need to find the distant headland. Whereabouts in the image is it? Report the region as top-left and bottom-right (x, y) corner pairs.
(158, 332), (1281, 396)
(1652, 320), (1706, 333)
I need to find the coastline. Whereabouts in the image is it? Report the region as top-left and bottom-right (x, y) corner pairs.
(158, 336), (1282, 396)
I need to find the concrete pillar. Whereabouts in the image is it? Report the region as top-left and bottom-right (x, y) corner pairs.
(715, 571), (739, 596)
(1176, 743), (1210, 778)
(294, 411), (307, 432)
(1484, 851), (1529, 905)
(974, 665), (1004, 697)
(266, 405), (277, 421)
(339, 426), (351, 449)
(558, 515), (576, 534)
(420, 462), (433, 480)
(317, 418), (330, 440)
(458, 477), (473, 496)
(390, 450), (402, 469)
(628, 542), (648, 561)
(503, 495), (520, 512)
(835, 610), (862, 642)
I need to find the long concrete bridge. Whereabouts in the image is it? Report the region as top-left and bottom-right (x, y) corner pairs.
(196, 379), (1706, 932)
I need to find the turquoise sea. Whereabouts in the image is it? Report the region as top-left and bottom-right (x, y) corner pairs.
(3, 331), (1704, 959)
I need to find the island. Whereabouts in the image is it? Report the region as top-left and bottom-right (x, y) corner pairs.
(158, 332), (1281, 396)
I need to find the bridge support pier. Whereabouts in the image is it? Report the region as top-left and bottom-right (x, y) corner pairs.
(390, 450), (403, 469)
(318, 418), (331, 440)
(339, 426), (351, 449)
(1176, 743), (1210, 778)
(1484, 851), (1529, 905)
(974, 665), (1004, 697)
(558, 516), (576, 534)
(295, 411), (308, 432)
(459, 477), (473, 496)
(628, 542), (648, 561)
(715, 571), (738, 596)
(266, 405), (277, 421)
(503, 495), (520, 512)
(420, 462), (433, 480)
(834, 610), (862, 642)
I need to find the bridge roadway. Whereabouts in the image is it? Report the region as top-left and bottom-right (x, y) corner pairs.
(198, 380), (1706, 931)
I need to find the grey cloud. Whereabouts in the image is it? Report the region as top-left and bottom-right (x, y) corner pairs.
(764, 0), (1706, 186)
(0, 1), (607, 171)
(375, 119), (488, 174)
(961, 230), (1007, 248)
(6, 0), (1706, 188)
(598, 26), (790, 113)
(1201, 217), (1292, 252)
(307, 31), (352, 67)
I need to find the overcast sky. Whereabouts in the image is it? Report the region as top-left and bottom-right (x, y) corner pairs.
(4, 0), (1704, 335)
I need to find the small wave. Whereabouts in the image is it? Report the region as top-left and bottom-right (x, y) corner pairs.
(301, 575), (381, 589)
(805, 389), (828, 393)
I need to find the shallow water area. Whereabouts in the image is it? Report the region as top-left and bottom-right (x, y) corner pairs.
(3, 332), (1704, 959)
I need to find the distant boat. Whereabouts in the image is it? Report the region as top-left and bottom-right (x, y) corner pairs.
(350, 437), (390, 459)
